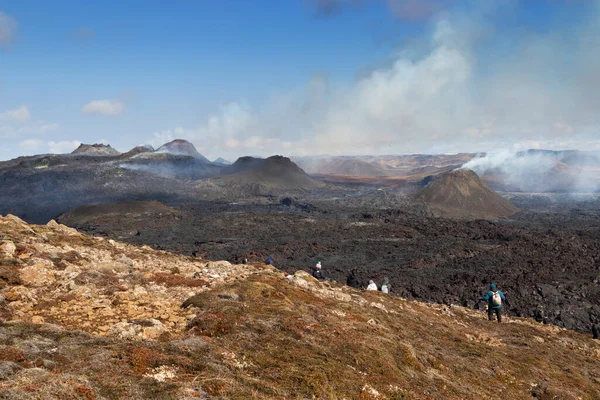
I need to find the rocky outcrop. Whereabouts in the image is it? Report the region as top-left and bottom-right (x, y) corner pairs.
(0, 214), (266, 337)
(71, 143), (120, 156)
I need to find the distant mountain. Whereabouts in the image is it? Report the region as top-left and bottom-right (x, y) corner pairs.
(213, 157), (232, 165)
(71, 143), (120, 156)
(0, 141), (220, 222)
(415, 168), (518, 219)
(295, 154), (477, 177)
(120, 145), (155, 158)
(219, 155), (324, 195)
(303, 158), (391, 176)
(155, 139), (209, 162)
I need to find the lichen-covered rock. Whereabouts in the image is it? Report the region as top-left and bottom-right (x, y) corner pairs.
(108, 318), (166, 340)
(4, 286), (35, 303)
(20, 264), (55, 287)
(0, 240), (16, 258)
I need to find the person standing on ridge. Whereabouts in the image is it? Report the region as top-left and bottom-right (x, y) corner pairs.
(381, 277), (391, 294)
(346, 269), (360, 288)
(479, 283), (509, 323)
(266, 254), (273, 265)
(312, 261), (326, 280)
(366, 280), (378, 291)
(593, 322), (599, 340)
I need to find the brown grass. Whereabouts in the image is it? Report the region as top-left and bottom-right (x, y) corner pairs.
(149, 273), (209, 288)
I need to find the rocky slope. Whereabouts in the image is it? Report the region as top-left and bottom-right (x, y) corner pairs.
(1, 214), (599, 398)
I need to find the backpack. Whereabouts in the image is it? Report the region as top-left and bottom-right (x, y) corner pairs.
(491, 291), (502, 306)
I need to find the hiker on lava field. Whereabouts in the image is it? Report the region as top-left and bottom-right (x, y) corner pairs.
(381, 277), (391, 294)
(366, 280), (378, 291)
(593, 322), (599, 339)
(312, 261), (326, 280)
(266, 254), (273, 265)
(479, 283), (510, 323)
(346, 269), (360, 288)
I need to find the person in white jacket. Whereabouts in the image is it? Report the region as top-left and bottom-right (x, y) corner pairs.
(366, 280), (378, 291)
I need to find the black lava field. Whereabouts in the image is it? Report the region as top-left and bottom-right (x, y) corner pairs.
(58, 195), (600, 334)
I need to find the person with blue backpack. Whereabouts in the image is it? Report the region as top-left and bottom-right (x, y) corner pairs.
(479, 283), (510, 323)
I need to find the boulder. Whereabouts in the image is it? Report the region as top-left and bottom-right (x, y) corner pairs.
(108, 318), (167, 340)
(4, 286), (35, 303)
(0, 241), (16, 258)
(20, 264), (55, 287)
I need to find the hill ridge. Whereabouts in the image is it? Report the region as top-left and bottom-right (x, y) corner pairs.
(0, 214), (599, 398)
(416, 168), (519, 218)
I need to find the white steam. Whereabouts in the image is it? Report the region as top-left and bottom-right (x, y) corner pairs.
(462, 150), (600, 193)
(149, 1), (600, 162)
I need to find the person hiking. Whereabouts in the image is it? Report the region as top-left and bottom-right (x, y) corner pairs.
(312, 261), (325, 280)
(479, 283), (509, 323)
(366, 280), (378, 291)
(593, 322), (599, 340)
(266, 254), (273, 265)
(346, 269), (360, 288)
(381, 277), (391, 294)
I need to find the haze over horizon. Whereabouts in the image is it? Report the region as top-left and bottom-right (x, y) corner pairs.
(2, 0), (600, 161)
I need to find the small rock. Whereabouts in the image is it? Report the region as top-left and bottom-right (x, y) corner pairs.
(116, 254), (134, 267)
(133, 286), (148, 297)
(0, 241), (16, 258)
(31, 316), (45, 324)
(206, 261), (232, 269)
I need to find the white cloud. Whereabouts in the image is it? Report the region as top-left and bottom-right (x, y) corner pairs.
(48, 140), (81, 154)
(0, 106), (31, 122)
(0, 106), (59, 139)
(81, 100), (124, 116)
(17, 139), (80, 156)
(19, 139), (45, 150)
(0, 11), (17, 48)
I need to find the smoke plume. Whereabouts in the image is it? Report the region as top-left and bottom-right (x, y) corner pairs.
(462, 150), (600, 193)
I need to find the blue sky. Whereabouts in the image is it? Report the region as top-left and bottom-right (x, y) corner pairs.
(1, 0), (599, 161)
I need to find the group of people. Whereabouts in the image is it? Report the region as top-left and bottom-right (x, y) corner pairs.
(281, 256), (598, 337)
(365, 277), (391, 294)
(312, 264), (392, 294)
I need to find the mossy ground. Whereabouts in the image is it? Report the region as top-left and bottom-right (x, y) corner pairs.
(1, 216), (600, 399)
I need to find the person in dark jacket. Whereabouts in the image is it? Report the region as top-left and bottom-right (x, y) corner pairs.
(593, 323), (599, 340)
(346, 269), (360, 288)
(312, 261), (325, 280)
(266, 254), (273, 265)
(479, 283), (509, 323)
